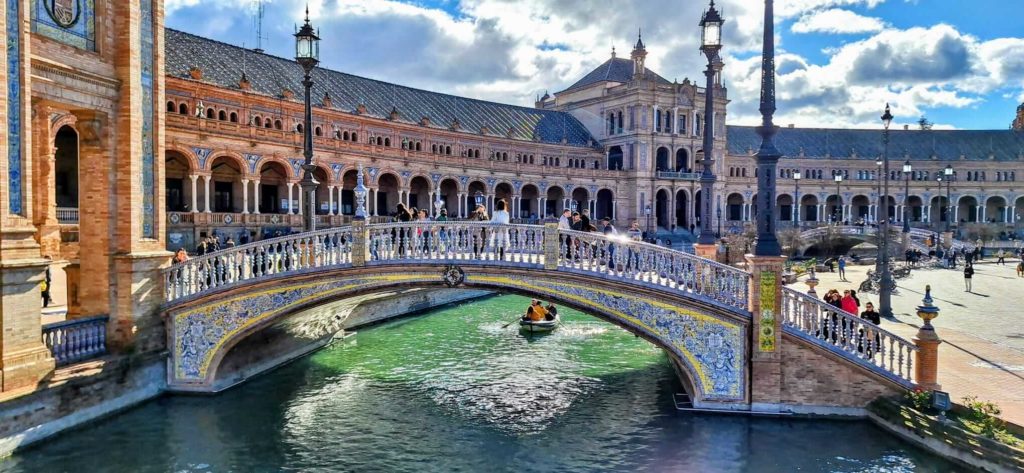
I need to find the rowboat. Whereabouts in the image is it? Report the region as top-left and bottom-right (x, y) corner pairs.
(519, 315), (559, 334)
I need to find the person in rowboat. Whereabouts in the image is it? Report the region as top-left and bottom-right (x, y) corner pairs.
(523, 299), (547, 322)
(544, 304), (557, 321)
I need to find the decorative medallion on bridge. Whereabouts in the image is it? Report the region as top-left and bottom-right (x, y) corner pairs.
(168, 212), (181, 224)
(270, 214), (280, 224)
(223, 214), (234, 224)
(45, 0), (80, 27)
(442, 265), (466, 287)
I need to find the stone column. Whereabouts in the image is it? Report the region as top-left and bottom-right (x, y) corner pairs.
(297, 186), (303, 215)
(328, 186), (335, 216)
(203, 175), (212, 213)
(253, 179), (260, 214)
(241, 179), (249, 214)
(914, 285), (942, 391)
(286, 182), (294, 214)
(189, 174), (199, 213)
(746, 255), (787, 412)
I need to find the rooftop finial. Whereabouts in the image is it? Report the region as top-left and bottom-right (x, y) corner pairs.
(634, 28), (645, 51)
(611, 44), (616, 58)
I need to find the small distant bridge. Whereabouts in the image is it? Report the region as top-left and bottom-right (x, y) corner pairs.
(797, 225), (974, 255)
(162, 222), (919, 411)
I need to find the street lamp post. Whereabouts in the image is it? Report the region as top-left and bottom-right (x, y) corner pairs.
(903, 160), (913, 233)
(944, 165), (954, 232)
(645, 205), (652, 236)
(698, 1), (724, 248)
(750, 0), (783, 256)
(875, 160), (882, 224)
(294, 8), (320, 232)
(354, 164), (368, 220)
(793, 171), (801, 228)
(879, 104), (895, 318)
(834, 174), (843, 224)
(716, 203), (722, 238)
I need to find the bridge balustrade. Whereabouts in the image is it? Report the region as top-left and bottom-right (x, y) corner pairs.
(781, 287), (916, 387)
(163, 222), (752, 314)
(41, 315), (109, 366)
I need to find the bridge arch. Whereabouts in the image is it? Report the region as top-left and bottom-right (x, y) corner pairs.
(166, 267), (749, 407)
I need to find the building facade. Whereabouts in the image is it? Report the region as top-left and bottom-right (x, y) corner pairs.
(2, 0), (1024, 393)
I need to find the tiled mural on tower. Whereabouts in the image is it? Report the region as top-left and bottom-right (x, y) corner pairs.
(8, 0), (24, 215)
(32, 0), (96, 51)
(140, 0), (156, 238)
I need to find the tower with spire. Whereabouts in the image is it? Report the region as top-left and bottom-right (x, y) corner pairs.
(1013, 103), (1024, 131)
(631, 29), (647, 79)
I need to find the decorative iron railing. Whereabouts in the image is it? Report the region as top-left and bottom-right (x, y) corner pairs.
(781, 287), (916, 386)
(41, 315), (108, 366)
(56, 207), (79, 225)
(162, 222), (752, 314)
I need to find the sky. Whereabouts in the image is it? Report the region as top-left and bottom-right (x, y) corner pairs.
(165, 0), (1024, 130)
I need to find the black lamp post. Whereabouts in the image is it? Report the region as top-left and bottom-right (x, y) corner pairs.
(294, 8), (320, 232)
(875, 160), (882, 224)
(716, 202), (722, 238)
(793, 171), (801, 228)
(879, 104), (895, 318)
(834, 174), (843, 224)
(903, 160), (912, 233)
(944, 164), (954, 232)
(750, 0), (782, 256)
(698, 1), (723, 247)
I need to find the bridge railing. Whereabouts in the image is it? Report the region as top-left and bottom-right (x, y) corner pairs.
(781, 287), (916, 386)
(557, 230), (750, 312)
(365, 222), (546, 266)
(42, 315), (108, 366)
(164, 226), (355, 301)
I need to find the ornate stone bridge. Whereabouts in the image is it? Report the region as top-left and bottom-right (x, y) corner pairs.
(162, 221), (921, 412)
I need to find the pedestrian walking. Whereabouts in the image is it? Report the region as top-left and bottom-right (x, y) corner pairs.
(837, 256), (847, 281)
(997, 250), (1006, 265)
(963, 263), (974, 292)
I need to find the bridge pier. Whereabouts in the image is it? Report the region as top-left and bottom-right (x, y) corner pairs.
(746, 255), (786, 412)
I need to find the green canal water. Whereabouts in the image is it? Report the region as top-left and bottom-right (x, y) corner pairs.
(2, 295), (954, 472)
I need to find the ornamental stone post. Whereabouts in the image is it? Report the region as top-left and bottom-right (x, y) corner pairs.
(351, 219), (369, 267)
(746, 255), (787, 412)
(543, 219), (559, 270)
(914, 285), (942, 391)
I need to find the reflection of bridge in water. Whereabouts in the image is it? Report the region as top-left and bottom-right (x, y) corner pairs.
(162, 222), (920, 412)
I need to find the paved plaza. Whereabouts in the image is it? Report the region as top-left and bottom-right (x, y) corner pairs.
(789, 259), (1024, 425)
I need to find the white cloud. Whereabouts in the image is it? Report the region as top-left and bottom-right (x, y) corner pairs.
(791, 9), (885, 34)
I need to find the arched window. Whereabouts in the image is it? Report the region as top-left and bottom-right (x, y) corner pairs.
(229, 112), (238, 123)
(218, 110), (227, 121)
(445, 146), (452, 155)
(350, 132), (357, 141)
(296, 123), (304, 133)
(166, 101), (176, 113)
(179, 103), (189, 115)
(343, 131), (350, 141)
(415, 142), (422, 151)
(384, 137), (391, 147)
(315, 126), (323, 137)
(275, 120), (283, 130)
(206, 108), (215, 119)
(474, 149), (481, 159)
(252, 115), (262, 127)
(265, 119), (273, 129)
(555, 157), (561, 166)
(432, 144), (438, 154)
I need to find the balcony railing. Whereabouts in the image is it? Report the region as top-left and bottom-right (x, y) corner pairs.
(656, 171), (701, 181)
(41, 315), (108, 366)
(57, 207), (79, 224)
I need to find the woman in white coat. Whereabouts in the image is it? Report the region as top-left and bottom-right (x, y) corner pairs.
(490, 199), (511, 261)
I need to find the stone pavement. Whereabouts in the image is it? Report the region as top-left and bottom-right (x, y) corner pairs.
(788, 260), (1024, 426)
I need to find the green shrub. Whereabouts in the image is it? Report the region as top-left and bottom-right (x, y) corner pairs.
(905, 388), (932, 410)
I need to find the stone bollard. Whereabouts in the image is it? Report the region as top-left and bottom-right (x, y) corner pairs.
(914, 284), (942, 391)
(694, 242), (718, 260)
(804, 267), (819, 298)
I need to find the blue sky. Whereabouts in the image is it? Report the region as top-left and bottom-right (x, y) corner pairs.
(165, 0), (1024, 130)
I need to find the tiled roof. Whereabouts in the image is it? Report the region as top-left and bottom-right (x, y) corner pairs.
(561, 57), (671, 93)
(164, 29), (598, 148)
(726, 126), (1024, 162)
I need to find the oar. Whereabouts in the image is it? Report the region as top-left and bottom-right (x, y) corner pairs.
(502, 314), (525, 329)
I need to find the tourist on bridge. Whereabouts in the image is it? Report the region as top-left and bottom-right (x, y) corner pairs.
(417, 209), (432, 253)
(841, 290), (859, 315)
(558, 209), (571, 231)
(601, 217), (617, 270)
(395, 203), (414, 257)
(173, 248), (189, 264)
(964, 263), (975, 292)
(471, 204), (488, 259)
(490, 199), (511, 261)
(858, 302), (882, 355)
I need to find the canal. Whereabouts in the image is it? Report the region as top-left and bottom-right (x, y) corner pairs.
(1, 295), (953, 472)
